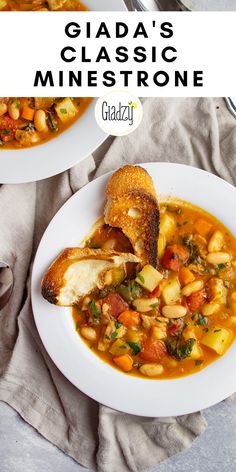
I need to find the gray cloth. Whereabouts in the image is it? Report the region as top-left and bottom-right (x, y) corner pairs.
(0, 98), (235, 472)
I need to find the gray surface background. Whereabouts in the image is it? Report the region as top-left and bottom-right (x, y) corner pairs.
(1, 1), (236, 472)
(1, 398), (236, 472)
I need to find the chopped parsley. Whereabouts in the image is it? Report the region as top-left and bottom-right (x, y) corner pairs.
(198, 314), (208, 326)
(217, 263), (227, 271)
(136, 273), (145, 284)
(127, 342), (141, 356)
(89, 243), (101, 249)
(192, 313), (208, 326)
(195, 360), (203, 366)
(60, 108), (67, 114)
(111, 331), (118, 339)
(115, 321), (122, 329)
(150, 302), (158, 309)
(89, 299), (101, 323)
(2, 129), (10, 136)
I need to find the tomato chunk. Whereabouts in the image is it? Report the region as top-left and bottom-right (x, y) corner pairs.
(141, 338), (167, 362)
(162, 244), (189, 271)
(186, 289), (207, 311)
(0, 116), (22, 132)
(167, 319), (185, 337)
(102, 293), (128, 319)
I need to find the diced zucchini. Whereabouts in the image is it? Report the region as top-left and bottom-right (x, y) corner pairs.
(134, 297), (159, 313)
(201, 326), (233, 355)
(189, 340), (202, 359)
(160, 213), (176, 241)
(104, 266), (125, 286)
(208, 277), (227, 304)
(126, 330), (141, 343)
(109, 339), (130, 356)
(55, 98), (78, 122)
(158, 233), (166, 259)
(162, 278), (181, 305)
(136, 265), (163, 292)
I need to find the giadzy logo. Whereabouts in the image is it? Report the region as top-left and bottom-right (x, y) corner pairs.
(95, 90), (143, 136)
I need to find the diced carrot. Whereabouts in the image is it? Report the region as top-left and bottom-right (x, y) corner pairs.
(149, 279), (168, 297)
(141, 338), (167, 362)
(118, 310), (140, 328)
(194, 218), (212, 237)
(179, 267), (195, 286)
(21, 105), (35, 121)
(162, 244), (189, 271)
(113, 354), (133, 372)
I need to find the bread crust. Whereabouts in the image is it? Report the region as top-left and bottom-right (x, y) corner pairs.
(104, 166), (159, 267)
(41, 248), (139, 306)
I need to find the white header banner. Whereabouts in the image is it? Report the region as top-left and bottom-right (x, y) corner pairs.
(0, 11), (235, 97)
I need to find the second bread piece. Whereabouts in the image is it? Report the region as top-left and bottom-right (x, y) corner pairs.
(104, 166), (160, 268)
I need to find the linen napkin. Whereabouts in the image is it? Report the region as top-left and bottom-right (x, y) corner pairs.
(0, 98), (236, 472)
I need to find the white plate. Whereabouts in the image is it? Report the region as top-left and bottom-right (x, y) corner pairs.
(0, 0), (126, 184)
(32, 163), (236, 417)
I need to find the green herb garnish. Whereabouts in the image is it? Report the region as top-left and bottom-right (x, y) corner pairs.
(47, 112), (58, 132)
(217, 263), (227, 270)
(115, 321), (122, 329)
(89, 299), (101, 323)
(2, 129), (10, 136)
(60, 108), (67, 114)
(127, 342), (141, 355)
(150, 302), (158, 309)
(136, 274), (145, 284)
(111, 331), (118, 339)
(198, 314), (207, 326)
(195, 359), (203, 366)
(166, 337), (195, 360)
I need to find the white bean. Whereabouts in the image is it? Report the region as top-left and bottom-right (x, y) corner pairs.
(34, 109), (49, 133)
(206, 252), (230, 265)
(8, 100), (20, 120)
(81, 327), (97, 342)
(208, 230), (224, 253)
(139, 363), (164, 377)
(162, 305), (187, 319)
(181, 280), (204, 297)
(0, 103), (7, 117)
(201, 302), (220, 316)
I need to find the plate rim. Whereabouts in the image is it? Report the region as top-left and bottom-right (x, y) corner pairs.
(31, 162), (236, 416)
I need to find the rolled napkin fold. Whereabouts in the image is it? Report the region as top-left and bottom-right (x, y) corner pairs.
(0, 98), (235, 472)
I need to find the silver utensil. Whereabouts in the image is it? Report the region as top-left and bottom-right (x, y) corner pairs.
(0, 262), (14, 310)
(131, 0), (184, 10)
(225, 98), (236, 119)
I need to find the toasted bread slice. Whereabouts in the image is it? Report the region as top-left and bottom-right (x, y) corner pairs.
(104, 166), (159, 268)
(41, 248), (139, 307)
(106, 165), (157, 199)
